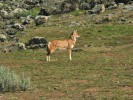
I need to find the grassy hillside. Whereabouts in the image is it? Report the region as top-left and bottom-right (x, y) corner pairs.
(0, 10), (133, 100)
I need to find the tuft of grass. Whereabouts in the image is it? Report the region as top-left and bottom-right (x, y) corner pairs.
(0, 66), (31, 92)
(71, 10), (85, 16)
(20, 73), (31, 91)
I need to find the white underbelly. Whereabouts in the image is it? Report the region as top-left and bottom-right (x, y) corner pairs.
(58, 47), (67, 50)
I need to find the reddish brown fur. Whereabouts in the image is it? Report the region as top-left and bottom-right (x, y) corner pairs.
(46, 30), (80, 61)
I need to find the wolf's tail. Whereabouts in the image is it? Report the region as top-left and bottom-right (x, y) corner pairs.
(46, 41), (51, 56)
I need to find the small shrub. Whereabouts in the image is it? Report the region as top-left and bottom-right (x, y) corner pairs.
(0, 66), (31, 92)
(19, 7), (40, 17)
(20, 73), (31, 91)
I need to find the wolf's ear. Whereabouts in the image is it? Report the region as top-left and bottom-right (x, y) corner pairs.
(73, 30), (77, 33)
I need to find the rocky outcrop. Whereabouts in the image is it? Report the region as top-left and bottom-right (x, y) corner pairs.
(0, 42), (26, 52)
(26, 37), (48, 49)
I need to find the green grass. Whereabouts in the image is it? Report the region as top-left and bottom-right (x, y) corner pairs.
(0, 12), (133, 99)
(0, 44), (132, 99)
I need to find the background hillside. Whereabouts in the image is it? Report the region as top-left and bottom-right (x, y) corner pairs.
(0, 0), (133, 100)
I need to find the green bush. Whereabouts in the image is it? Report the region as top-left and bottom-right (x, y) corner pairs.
(0, 66), (31, 92)
(20, 73), (31, 91)
(19, 7), (40, 17)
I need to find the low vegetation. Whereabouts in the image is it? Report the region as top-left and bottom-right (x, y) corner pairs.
(19, 7), (40, 17)
(0, 66), (31, 92)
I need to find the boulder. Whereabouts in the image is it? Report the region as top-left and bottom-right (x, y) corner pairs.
(12, 23), (25, 31)
(93, 4), (105, 13)
(21, 15), (34, 25)
(6, 28), (17, 35)
(12, 8), (24, 14)
(35, 15), (49, 26)
(17, 43), (26, 50)
(107, 2), (118, 10)
(0, 9), (14, 19)
(38, 8), (50, 16)
(0, 3), (4, 9)
(26, 37), (48, 49)
(0, 34), (6, 42)
(2, 42), (26, 52)
(125, 5), (133, 11)
(0, 9), (8, 16)
(24, 0), (39, 5)
(80, 3), (91, 10)
(87, 4), (105, 14)
(61, 1), (74, 13)
(1, 15), (14, 20)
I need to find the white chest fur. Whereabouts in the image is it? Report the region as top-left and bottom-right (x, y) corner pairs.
(71, 45), (74, 48)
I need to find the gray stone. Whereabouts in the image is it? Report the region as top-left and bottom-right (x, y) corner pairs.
(17, 43), (26, 50)
(125, 5), (133, 11)
(35, 16), (49, 26)
(26, 37), (48, 49)
(0, 34), (7, 42)
(12, 23), (25, 31)
(6, 28), (17, 35)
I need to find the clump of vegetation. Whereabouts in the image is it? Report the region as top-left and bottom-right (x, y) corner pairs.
(71, 10), (85, 16)
(0, 66), (31, 92)
(19, 7), (40, 17)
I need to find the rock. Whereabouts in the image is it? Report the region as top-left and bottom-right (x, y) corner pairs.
(95, 14), (112, 24)
(120, 17), (127, 21)
(2, 15), (13, 20)
(38, 8), (50, 16)
(118, 3), (124, 6)
(35, 15), (49, 26)
(12, 8), (24, 14)
(87, 4), (105, 14)
(26, 37), (48, 49)
(72, 48), (83, 52)
(21, 15), (34, 25)
(21, 18), (31, 25)
(0, 34), (7, 42)
(102, 14), (113, 22)
(2, 43), (26, 52)
(69, 21), (81, 27)
(6, 28), (17, 35)
(80, 3), (91, 10)
(61, 1), (74, 13)
(24, 0), (39, 6)
(12, 23), (25, 31)
(93, 4), (105, 13)
(128, 1), (133, 4)
(107, 2), (118, 10)
(0, 9), (8, 16)
(17, 43), (26, 50)
(125, 5), (133, 11)
(84, 44), (92, 47)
